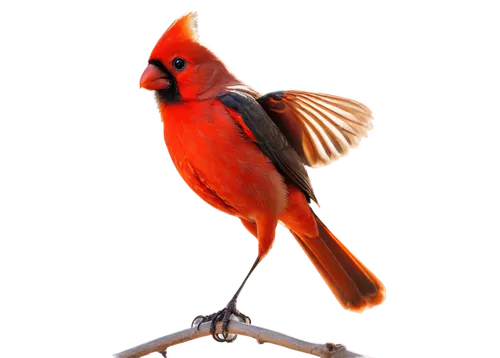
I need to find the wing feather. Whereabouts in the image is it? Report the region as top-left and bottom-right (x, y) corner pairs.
(218, 90), (318, 204)
(257, 90), (374, 168)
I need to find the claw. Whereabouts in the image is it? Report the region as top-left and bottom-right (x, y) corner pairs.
(191, 315), (205, 329)
(191, 299), (251, 343)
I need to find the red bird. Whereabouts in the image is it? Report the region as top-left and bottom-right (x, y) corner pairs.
(140, 12), (385, 341)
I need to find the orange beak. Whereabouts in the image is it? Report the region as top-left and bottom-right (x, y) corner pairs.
(140, 64), (170, 90)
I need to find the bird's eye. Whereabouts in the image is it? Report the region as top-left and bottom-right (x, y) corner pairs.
(172, 57), (187, 71)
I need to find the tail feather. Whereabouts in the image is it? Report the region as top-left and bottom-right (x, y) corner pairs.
(292, 213), (385, 312)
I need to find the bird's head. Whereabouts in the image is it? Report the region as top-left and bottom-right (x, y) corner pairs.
(140, 12), (239, 103)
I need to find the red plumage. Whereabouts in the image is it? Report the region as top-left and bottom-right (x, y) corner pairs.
(140, 12), (385, 314)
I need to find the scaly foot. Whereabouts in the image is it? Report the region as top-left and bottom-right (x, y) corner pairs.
(191, 296), (251, 342)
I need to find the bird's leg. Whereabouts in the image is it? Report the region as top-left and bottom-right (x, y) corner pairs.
(190, 215), (278, 343)
(190, 256), (262, 343)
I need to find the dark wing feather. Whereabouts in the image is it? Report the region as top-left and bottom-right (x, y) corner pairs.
(257, 91), (374, 168)
(219, 90), (317, 204)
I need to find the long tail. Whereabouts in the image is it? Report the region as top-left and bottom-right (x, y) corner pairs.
(291, 212), (386, 312)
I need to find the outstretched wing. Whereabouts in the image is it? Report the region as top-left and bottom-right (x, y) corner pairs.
(218, 90), (318, 204)
(257, 91), (374, 168)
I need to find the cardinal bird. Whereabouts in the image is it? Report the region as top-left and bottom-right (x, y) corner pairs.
(140, 12), (385, 341)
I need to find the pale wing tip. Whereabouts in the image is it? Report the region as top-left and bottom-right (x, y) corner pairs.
(288, 88), (376, 170)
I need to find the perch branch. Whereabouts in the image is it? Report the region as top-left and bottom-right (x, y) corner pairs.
(114, 321), (369, 358)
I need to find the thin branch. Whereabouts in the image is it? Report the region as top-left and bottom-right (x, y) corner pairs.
(114, 321), (370, 358)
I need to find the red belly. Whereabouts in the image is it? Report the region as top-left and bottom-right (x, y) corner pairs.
(160, 99), (287, 220)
